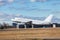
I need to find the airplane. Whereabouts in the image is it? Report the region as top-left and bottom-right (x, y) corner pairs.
(11, 14), (53, 25)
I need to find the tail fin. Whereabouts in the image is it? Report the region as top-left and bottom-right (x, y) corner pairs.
(44, 14), (53, 22)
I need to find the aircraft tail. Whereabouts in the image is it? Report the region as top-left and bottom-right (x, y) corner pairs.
(44, 14), (53, 22)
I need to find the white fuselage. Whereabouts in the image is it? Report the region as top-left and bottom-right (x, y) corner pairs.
(12, 18), (50, 24)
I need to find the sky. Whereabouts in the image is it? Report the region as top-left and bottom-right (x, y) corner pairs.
(0, 0), (60, 18)
(0, 0), (60, 34)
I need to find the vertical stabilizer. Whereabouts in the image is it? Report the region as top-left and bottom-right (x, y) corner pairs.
(44, 14), (53, 22)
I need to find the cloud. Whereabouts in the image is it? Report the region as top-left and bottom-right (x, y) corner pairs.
(0, 0), (5, 5)
(0, 2), (4, 5)
(0, 0), (14, 6)
(0, 12), (5, 16)
(52, 11), (60, 14)
(0, 18), (5, 21)
(30, 0), (47, 2)
(30, 0), (36, 2)
(52, 2), (60, 6)
(39, 0), (47, 2)
(8, 0), (14, 3)
(14, 14), (21, 17)
(0, 12), (22, 18)
(0, 0), (2, 2)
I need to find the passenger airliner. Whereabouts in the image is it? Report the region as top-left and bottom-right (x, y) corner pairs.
(11, 14), (53, 24)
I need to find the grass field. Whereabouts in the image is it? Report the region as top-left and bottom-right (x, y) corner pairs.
(0, 28), (60, 40)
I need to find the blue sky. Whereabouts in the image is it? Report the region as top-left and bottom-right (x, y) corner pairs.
(0, 0), (60, 18)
